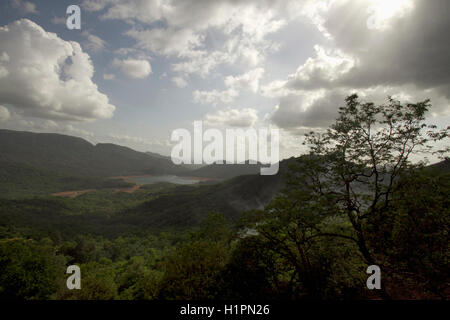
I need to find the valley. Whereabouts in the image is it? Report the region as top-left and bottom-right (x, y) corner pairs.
(0, 125), (448, 300)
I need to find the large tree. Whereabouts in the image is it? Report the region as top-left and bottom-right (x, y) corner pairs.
(247, 94), (449, 298)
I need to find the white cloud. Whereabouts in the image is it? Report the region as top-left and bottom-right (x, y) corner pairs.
(62, 124), (94, 138)
(270, 85), (450, 130)
(225, 68), (265, 93)
(171, 50), (234, 78)
(261, 80), (292, 98)
(0, 19), (115, 121)
(125, 27), (204, 57)
(192, 68), (265, 106)
(0, 105), (10, 122)
(103, 73), (115, 80)
(266, 0), (450, 130)
(292, 0), (450, 94)
(86, 0), (164, 24)
(112, 58), (152, 79)
(285, 45), (355, 90)
(270, 89), (345, 129)
(82, 31), (106, 53)
(83, 0), (287, 35)
(193, 88), (238, 106)
(11, 0), (38, 15)
(83, 0), (292, 76)
(0, 111), (95, 140)
(0, 52), (9, 79)
(204, 108), (258, 127)
(51, 17), (66, 25)
(105, 133), (169, 153)
(107, 133), (153, 145)
(172, 76), (188, 88)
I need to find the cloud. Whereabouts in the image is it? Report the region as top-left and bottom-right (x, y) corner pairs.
(51, 17), (66, 25)
(83, 0), (287, 34)
(204, 108), (258, 127)
(103, 73), (115, 80)
(192, 67), (265, 106)
(225, 68), (265, 93)
(11, 0), (38, 15)
(284, 45), (355, 91)
(82, 31), (106, 53)
(270, 90), (345, 129)
(288, 0), (450, 93)
(261, 80), (292, 98)
(193, 88), (238, 106)
(0, 19), (115, 121)
(107, 133), (156, 146)
(171, 50), (234, 78)
(172, 76), (188, 88)
(84, 0), (164, 24)
(267, 0), (450, 130)
(83, 0), (291, 76)
(270, 85), (450, 130)
(105, 132), (169, 153)
(0, 52), (9, 79)
(112, 58), (152, 79)
(0, 105), (10, 122)
(0, 110), (95, 140)
(63, 124), (95, 138)
(125, 27), (204, 57)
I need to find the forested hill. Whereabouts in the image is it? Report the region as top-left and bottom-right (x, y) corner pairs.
(0, 129), (187, 177)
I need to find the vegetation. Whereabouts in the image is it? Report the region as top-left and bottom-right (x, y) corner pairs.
(239, 95), (449, 299)
(0, 129), (187, 177)
(0, 160), (133, 199)
(0, 95), (448, 300)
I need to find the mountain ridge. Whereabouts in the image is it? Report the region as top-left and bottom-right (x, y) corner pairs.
(0, 129), (187, 177)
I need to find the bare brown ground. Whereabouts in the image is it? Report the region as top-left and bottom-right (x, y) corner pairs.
(51, 175), (215, 198)
(114, 183), (142, 193)
(51, 189), (95, 198)
(51, 176), (142, 198)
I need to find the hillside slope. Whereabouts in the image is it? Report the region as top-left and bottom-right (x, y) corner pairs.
(0, 129), (188, 177)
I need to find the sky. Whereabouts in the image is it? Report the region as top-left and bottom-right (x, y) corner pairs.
(0, 0), (449, 161)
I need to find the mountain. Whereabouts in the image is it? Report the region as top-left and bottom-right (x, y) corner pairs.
(426, 158), (450, 174)
(0, 129), (188, 177)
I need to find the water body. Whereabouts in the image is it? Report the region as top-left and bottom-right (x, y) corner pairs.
(126, 175), (204, 185)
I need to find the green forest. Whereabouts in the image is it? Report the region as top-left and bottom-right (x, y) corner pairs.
(0, 95), (449, 300)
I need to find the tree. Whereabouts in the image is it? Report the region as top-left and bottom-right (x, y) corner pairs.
(248, 94), (448, 299)
(298, 94), (448, 266)
(116, 256), (163, 300)
(158, 213), (233, 300)
(0, 238), (65, 299)
(366, 169), (450, 298)
(158, 240), (230, 300)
